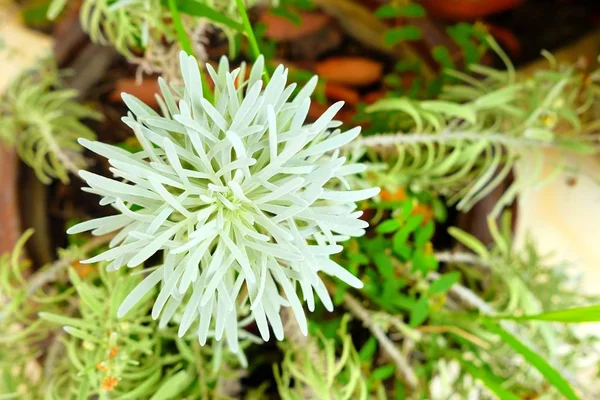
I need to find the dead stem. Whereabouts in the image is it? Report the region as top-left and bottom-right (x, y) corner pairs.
(25, 233), (115, 298)
(348, 131), (587, 150)
(342, 291), (419, 391)
(417, 325), (490, 349)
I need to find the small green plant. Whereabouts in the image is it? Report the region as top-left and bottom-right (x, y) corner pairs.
(0, 62), (100, 184)
(275, 316), (368, 400)
(354, 44), (600, 215)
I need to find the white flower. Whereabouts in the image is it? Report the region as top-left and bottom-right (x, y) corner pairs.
(68, 52), (379, 352)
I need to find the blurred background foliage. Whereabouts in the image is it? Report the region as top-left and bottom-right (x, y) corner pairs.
(2, 0), (600, 398)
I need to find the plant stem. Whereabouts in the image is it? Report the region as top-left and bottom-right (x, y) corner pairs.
(167, 0), (214, 103)
(434, 251), (491, 268)
(348, 131), (568, 150)
(342, 291), (419, 391)
(168, 0), (193, 55)
(235, 0), (270, 83)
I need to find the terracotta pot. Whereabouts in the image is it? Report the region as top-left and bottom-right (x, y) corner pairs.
(420, 0), (524, 20)
(0, 146), (21, 254)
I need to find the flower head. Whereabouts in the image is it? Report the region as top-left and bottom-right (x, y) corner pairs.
(69, 52), (379, 352)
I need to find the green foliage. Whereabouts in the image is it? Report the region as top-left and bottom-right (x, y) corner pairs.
(459, 359), (520, 400)
(450, 214), (598, 317)
(444, 217), (599, 397)
(494, 304), (600, 323)
(0, 232), (246, 399)
(275, 316), (369, 400)
(47, 0), (269, 58)
(384, 26), (422, 47)
(337, 198), (449, 324)
(358, 47), (600, 214)
(0, 62), (99, 184)
(0, 230), (59, 399)
(168, 0), (244, 31)
(483, 321), (579, 400)
(47, 0), (172, 56)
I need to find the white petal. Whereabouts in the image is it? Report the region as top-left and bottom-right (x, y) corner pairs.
(118, 267), (163, 317)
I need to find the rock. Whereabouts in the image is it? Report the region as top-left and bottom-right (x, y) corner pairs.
(324, 82), (360, 104)
(420, 0), (523, 21)
(316, 57), (383, 87)
(260, 11), (331, 41)
(110, 78), (160, 108)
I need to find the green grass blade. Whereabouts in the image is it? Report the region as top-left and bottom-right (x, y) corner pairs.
(459, 359), (520, 400)
(483, 321), (580, 400)
(163, 0), (243, 31)
(492, 304), (600, 323)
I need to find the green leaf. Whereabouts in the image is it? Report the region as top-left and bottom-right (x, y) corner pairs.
(409, 297), (429, 327)
(348, 251), (370, 265)
(366, 98), (424, 131)
(149, 370), (194, 400)
(392, 294), (416, 311)
(483, 321), (579, 400)
(420, 100), (476, 124)
(68, 268), (103, 314)
(63, 326), (100, 343)
(358, 336), (378, 363)
(411, 249), (437, 274)
(373, 253), (394, 279)
(119, 370), (162, 400)
(375, 4), (426, 19)
(167, 0), (194, 55)
(370, 364), (396, 382)
(414, 220), (435, 247)
(429, 272), (460, 294)
(377, 219), (401, 234)
(493, 304), (600, 323)
(460, 359), (520, 400)
(374, 4), (400, 18)
(524, 128), (554, 142)
(556, 138), (598, 154)
(163, 0), (244, 31)
(448, 227), (489, 259)
(432, 197), (447, 222)
(384, 26), (422, 47)
(398, 4), (426, 17)
(431, 46), (455, 70)
(393, 242), (412, 260)
(472, 85), (522, 109)
(47, 0), (67, 20)
(401, 200), (414, 219)
(39, 312), (97, 331)
(395, 379), (407, 400)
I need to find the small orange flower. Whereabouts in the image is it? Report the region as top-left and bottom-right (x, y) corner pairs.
(72, 261), (94, 279)
(380, 188), (407, 202)
(411, 204), (433, 225)
(101, 376), (119, 392)
(108, 347), (119, 360)
(96, 362), (108, 372)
